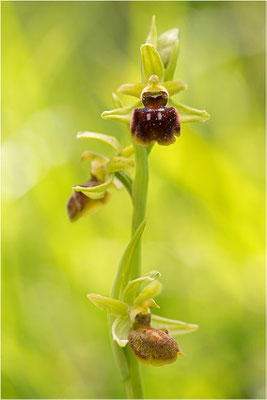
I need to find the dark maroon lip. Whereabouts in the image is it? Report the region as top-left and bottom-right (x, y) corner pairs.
(131, 106), (180, 146)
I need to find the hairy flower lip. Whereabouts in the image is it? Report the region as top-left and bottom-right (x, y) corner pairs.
(128, 313), (184, 366)
(131, 106), (180, 146)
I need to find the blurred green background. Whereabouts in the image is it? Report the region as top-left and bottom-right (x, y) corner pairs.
(2, 1), (265, 399)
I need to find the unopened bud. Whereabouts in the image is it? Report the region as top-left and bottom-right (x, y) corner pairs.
(157, 29), (179, 67)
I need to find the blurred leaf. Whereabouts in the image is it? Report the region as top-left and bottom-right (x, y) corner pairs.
(122, 270), (161, 305)
(87, 294), (129, 317)
(146, 15), (157, 46)
(169, 99), (210, 123)
(112, 316), (131, 347)
(151, 315), (199, 335)
(135, 280), (162, 305)
(77, 131), (123, 154)
(140, 44), (164, 81)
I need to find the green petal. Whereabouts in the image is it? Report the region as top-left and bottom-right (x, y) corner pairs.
(151, 314), (199, 335)
(112, 220), (146, 300)
(73, 176), (113, 199)
(157, 28), (179, 67)
(141, 298), (160, 309)
(101, 101), (141, 124)
(77, 131), (122, 154)
(146, 15), (157, 46)
(169, 99), (210, 123)
(140, 44), (164, 82)
(117, 83), (146, 98)
(122, 144), (134, 158)
(122, 270), (161, 305)
(87, 294), (129, 317)
(164, 40), (179, 81)
(164, 80), (188, 96)
(107, 157), (135, 174)
(112, 317), (131, 347)
(80, 150), (108, 163)
(134, 280), (162, 306)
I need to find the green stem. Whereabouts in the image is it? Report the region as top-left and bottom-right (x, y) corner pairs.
(132, 144), (149, 235)
(110, 142), (149, 399)
(123, 143), (149, 398)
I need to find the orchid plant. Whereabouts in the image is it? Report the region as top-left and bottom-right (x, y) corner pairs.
(67, 16), (209, 399)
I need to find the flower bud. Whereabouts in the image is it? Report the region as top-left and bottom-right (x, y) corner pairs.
(157, 28), (179, 67)
(128, 313), (184, 366)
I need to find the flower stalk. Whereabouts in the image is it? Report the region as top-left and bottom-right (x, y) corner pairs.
(67, 15), (209, 400)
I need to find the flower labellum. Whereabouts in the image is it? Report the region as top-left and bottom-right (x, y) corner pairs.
(67, 176), (110, 222)
(128, 313), (184, 366)
(131, 76), (180, 146)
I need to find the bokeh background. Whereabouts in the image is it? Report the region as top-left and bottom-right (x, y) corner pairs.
(2, 1), (265, 399)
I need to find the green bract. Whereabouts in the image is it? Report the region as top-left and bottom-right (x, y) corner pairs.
(101, 15), (210, 139)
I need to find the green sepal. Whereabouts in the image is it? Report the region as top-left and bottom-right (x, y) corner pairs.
(112, 220), (146, 300)
(169, 99), (210, 123)
(73, 176), (113, 199)
(112, 92), (123, 108)
(164, 80), (188, 96)
(77, 131), (122, 154)
(117, 83), (146, 98)
(87, 294), (129, 317)
(122, 270), (161, 305)
(157, 28), (179, 68)
(107, 157), (135, 174)
(134, 280), (162, 306)
(140, 44), (164, 82)
(101, 101), (141, 124)
(164, 40), (179, 81)
(151, 314), (199, 335)
(146, 15), (157, 46)
(112, 316), (131, 347)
